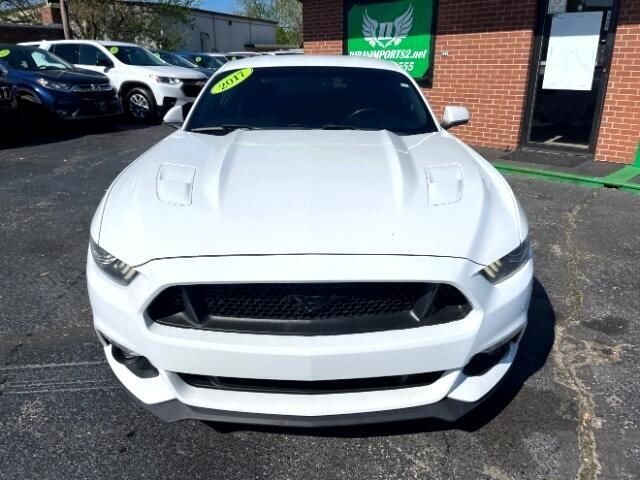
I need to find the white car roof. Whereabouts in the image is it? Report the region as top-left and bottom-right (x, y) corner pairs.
(219, 55), (405, 73)
(37, 39), (140, 47)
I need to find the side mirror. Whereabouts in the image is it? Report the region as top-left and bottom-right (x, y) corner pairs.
(96, 58), (113, 69)
(441, 106), (470, 130)
(163, 102), (193, 129)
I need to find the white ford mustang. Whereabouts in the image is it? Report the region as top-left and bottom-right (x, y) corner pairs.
(87, 55), (533, 427)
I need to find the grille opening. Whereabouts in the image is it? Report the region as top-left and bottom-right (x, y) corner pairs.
(147, 283), (472, 336)
(178, 370), (445, 395)
(181, 80), (205, 97)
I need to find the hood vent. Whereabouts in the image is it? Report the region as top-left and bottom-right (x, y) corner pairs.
(156, 163), (196, 206)
(426, 164), (464, 206)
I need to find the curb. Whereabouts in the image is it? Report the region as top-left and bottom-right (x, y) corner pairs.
(494, 163), (640, 194)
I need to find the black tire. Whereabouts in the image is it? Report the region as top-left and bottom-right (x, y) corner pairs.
(124, 87), (157, 123)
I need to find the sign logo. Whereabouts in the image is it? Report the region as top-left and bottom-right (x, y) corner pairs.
(362, 4), (414, 49)
(346, 0), (437, 85)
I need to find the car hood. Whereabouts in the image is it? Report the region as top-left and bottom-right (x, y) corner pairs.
(128, 64), (207, 80)
(96, 130), (524, 266)
(25, 68), (109, 84)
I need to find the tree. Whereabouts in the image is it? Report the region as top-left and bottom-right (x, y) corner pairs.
(0, 0), (42, 24)
(234, 0), (302, 46)
(66, 0), (201, 50)
(60, 0), (70, 39)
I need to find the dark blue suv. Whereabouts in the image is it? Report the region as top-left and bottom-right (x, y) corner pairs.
(0, 44), (120, 121)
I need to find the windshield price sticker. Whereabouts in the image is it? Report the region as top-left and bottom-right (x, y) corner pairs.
(196, 56), (202, 63)
(0, 49), (10, 58)
(211, 68), (253, 94)
(109, 47), (119, 54)
(345, 0), (436, 85)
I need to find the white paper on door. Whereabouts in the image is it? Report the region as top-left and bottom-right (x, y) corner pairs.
(542, 11), (603, 91)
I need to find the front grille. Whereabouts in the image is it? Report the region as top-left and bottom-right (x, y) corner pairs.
(71, 83), (113, 93)
(147, 283), (472, 335)
(178, 370), (445, 395)
(181, 79), (205, 97)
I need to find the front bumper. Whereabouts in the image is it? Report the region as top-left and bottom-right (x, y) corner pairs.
(49, 93), (121, 120)
(88, 254), (533, 425)
(152, 82), (202, 113)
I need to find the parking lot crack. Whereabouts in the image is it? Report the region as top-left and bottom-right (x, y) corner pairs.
(553, 190), (603, 480)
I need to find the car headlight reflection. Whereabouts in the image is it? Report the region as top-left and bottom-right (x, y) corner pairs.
(150, 75), (182, 85)
(36, 78), (73, 91)
(482, 238), (532, 284)
(90, 238), (138, 285)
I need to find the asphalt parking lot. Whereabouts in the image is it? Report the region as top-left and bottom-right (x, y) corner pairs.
(0, 124), (639, 480)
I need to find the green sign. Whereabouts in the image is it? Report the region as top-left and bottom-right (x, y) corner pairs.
(345, 0), (437, 85)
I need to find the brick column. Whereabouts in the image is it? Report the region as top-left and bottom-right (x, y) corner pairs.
(595, 2), (640, 164)
(303, 0), (343, 54)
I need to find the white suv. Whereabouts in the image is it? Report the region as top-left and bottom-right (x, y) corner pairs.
(26, 40), (207, 122)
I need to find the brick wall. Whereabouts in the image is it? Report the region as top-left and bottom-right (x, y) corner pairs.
(595, 2), (640, 164)
(425, 0), (536, 150)
(39, 4), (62, 25)
(304, 0), (537, 151)
(303, 0), (343, 54)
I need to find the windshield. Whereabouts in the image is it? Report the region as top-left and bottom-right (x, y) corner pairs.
(105, 45), (165, 66)
(157, 51), (196, 69)
(186, 66), (439, 135)
(182, 54), (226, 70)
(0, 46), (72, 71)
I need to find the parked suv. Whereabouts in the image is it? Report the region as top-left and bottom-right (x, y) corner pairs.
(150, 50), (213, 78)
(27, 40), (207, 122)
(176, 52), (228, 72)
(0, 44), (119, 121)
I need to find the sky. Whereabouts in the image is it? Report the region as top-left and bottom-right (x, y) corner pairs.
(200, 0), (235, 14)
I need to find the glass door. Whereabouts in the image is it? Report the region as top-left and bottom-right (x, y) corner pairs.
(522, 0), (619, 153)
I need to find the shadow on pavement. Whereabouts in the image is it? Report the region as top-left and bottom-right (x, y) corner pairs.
(0, 114), (153, 149)
(205, 277), (556, 437)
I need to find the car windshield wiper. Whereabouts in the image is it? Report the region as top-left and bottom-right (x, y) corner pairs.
(190, 125), (261, 134)
(321, 124), (357, 130)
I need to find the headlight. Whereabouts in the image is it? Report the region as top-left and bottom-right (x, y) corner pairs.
(481, 238), (532, 284)
(150, 75), (182, 85)
(36, 78), (72, 91)
(90, 238), (138, 285)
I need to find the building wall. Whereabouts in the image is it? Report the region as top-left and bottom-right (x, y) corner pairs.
(303, 0), (640, 164)
(596, 1), (640, 163)
(38, 4), (62, 25)
(426, 0), (536, 150)
(183, 11), (277, 52)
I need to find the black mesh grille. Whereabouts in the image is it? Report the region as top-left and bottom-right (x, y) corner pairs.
(202, 283), (423, 320)
(147, 283), (472, 336)
(178, 370), (445, 395)
(181, 80), (205, 97)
